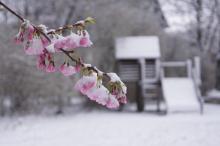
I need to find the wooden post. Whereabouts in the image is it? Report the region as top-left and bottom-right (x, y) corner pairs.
(194, 56), (201, 81)
(156, 59), (161, 80)
(136, 82), (144, 112)
(137, 59), (145, 112)
(186, 59), (192, 78)
(139, 58), (145, 82)
(194, 57), (201, 78)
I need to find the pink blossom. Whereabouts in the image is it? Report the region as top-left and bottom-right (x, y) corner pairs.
(74, 74), (97, 95)
(110, 86), (127, 104)
(48, 31), (92, 53)
(27, 25), (35, 41)
(106, 94), (120, 109)
(75, 72), (121, 108)
(24, 38), (45, 55)
(59, 63), (80, 76)
(107, 73), (127, 104)
(24, 41), (34, 55)
(37, 53), (46, 70)
(45, 37), (61, 53)
(117, 84), (127, 104)
(116, 95), (127, 104)
(54, 36), (66, 51)
(64, 33), (80, 51)
(85, 88), (98, 101)
(14, 32), (24, 44)
(87, 86), (109, 106)
(79, 37), (92, 47)
(111, 89), (127, 104)
(86, 86), (119, 108)
(14, 20), (35, 44)
(41, 36), (50, 47)
(79, 31), (93, 47)
(46, 61), (56, 73)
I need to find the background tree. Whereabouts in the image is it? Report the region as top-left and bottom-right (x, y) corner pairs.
(160, 0), (220, 91)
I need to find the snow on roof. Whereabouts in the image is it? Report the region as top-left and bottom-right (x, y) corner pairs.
(115, 36), (161, 59)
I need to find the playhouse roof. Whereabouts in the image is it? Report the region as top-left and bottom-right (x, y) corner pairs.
(115, 36), (161, 59)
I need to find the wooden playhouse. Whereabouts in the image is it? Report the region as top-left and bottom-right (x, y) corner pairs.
(115, 36), (203, 113)
(115, 36), (161, 112)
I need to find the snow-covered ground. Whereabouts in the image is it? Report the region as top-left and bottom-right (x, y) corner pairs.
(207, 89), (220, 99)
(0, 103), (220, 146)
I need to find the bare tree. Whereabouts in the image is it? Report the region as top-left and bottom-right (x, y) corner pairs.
(161, 0), (220, 90)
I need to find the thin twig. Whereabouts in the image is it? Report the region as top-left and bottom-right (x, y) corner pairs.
(0, 1), (24, 22)
(47, 23), (84, 35)
(60, 49), (82, 65)
(0, 1), (51, 42)
(60, 49), (100, 75)
(34, 26), (52, 43)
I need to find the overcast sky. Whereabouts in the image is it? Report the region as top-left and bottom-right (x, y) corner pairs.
(159, 0), (195, 32)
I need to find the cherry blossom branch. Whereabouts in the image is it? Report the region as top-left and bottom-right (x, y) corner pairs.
(0, 1), (127, 109)
(47, 17), (95, 35)
(0, 1), (108, 79)
(47, 23), (84, 35)
(60, 49), (110, 78)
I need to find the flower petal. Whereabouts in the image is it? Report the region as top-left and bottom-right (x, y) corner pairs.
(59, 64), (80, 76)
(74, 74), (97, 95)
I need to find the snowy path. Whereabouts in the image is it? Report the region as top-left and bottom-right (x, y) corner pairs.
(0, 104), (220, 146)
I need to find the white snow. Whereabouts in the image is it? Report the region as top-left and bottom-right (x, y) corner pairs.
(207, 89), (220, 99)
(0, 104), (220, 146)
(115, 36), (160, 59)
(107, 72), (121, 82)
(159, 0), (194, 32)
(162, 78), (201, 113)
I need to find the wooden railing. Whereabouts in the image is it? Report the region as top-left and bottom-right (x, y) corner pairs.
(160, 57), (204, 114)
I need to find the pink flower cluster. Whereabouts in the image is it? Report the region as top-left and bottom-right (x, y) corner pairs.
(15, 22), (48, 56)
(107, 73), (127, 104)
(14, 20), (92, 76)
(14, 20), (34, 44)
(24, 37), (45, 55)
(59, 63), (80, 76)
(36, 49), (81, 75)
(74, 71), (127, 109)
(15, 23), (92, 55)
(47, 31), (93, 53)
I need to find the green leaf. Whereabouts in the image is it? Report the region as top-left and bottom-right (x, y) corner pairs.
(85, 17), (96, 25)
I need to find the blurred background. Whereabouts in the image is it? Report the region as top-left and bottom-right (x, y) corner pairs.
(0, 0), (220, 146)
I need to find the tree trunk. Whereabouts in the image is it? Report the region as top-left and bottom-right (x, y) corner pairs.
(136, 82), (144, 112)
(215, 0), (220, 90)
(216, 58), (220, 90)
(196, 0), (203, 51)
